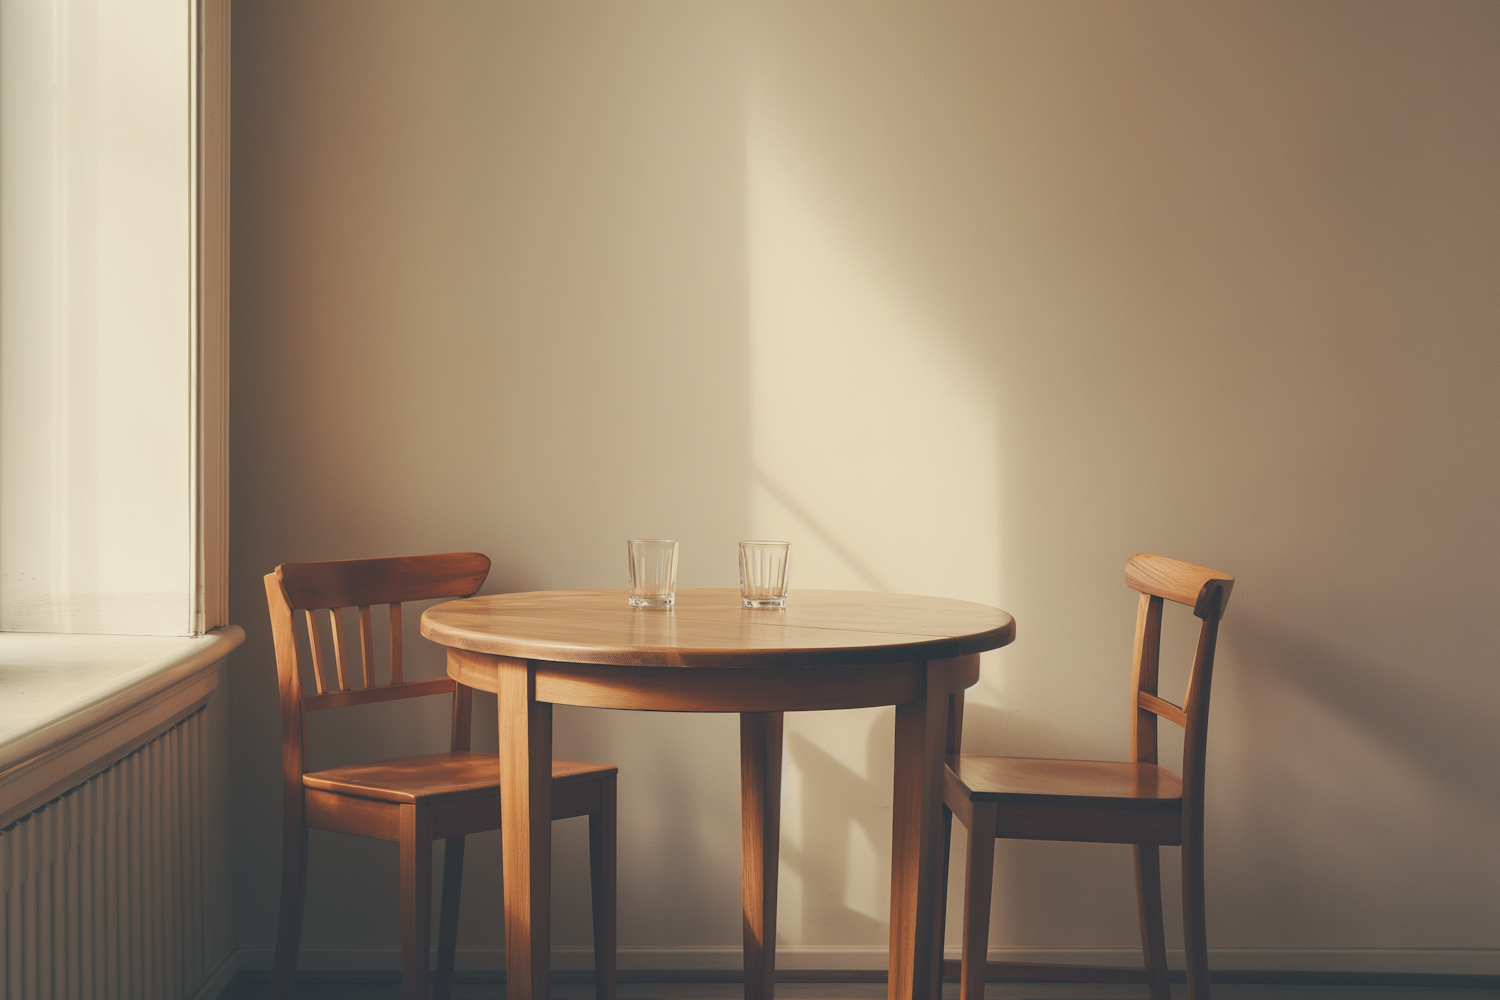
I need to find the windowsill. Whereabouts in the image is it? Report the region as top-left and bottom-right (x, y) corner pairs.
(0, 625), (244, 828)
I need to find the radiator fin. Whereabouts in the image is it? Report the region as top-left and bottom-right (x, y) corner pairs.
(1, 710), (209, 999)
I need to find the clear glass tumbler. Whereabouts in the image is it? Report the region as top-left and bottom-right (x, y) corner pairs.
(627, 539), (678, 608)
(739, 540), (790, 608)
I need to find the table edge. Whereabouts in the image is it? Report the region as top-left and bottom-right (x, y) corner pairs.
(419, 589), (1016, 668)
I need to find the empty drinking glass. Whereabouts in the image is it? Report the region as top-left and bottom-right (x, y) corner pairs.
(627, 539), (678, 608)
(739, 541), (790, 608)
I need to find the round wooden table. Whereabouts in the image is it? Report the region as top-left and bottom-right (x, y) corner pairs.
(420, 588), (1015, 1000)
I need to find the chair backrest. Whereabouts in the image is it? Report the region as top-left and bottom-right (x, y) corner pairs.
(1123, 553), (1234, 819)
(264, 552), (491, 781)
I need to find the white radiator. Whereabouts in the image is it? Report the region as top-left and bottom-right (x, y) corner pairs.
(1, 710), (211, 999)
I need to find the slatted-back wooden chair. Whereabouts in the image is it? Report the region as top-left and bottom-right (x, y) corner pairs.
(266, 553), (618, 1000)
(937, 553), (1233, 1000)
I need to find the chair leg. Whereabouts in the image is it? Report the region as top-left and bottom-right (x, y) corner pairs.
(270, 823), (309, 1000)
(399, 804), (435, 1000)
(1134, 844), (1171, 1000)
(589, 774), (618, 1000)
(932, 691), (965, 998)
(1182, 831), (1210, 1000)
(930, 804), (956, 998)
(958, 802), (996, 1000)
(433, 836), (467, 1000)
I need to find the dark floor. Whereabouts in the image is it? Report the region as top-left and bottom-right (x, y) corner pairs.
(221, 979), (1500, 1000)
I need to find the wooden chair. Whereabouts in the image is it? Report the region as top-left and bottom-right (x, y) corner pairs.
(937, 553), (1233, 1000)
(265, 553), (618, 1000)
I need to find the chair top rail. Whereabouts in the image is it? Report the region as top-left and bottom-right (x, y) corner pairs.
(1124, 553), (1234, 620)
(276, 552), (491, 611)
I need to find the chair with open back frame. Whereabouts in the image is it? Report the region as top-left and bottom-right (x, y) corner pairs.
(936, 553), (1233, 1000)
(265, 552), (618, 1000)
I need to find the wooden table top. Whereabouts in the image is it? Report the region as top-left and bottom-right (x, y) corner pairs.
(419, 588), (1014, 669)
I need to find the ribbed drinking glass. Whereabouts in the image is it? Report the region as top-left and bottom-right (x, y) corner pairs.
(627, 539), (678, 608)
(738, 541), (790, 608)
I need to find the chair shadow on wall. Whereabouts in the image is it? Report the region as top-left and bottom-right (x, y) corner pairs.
(1217, 612), (1500, 926)
(1227, 612), (1497, 798)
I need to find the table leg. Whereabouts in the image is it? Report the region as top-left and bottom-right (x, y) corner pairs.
(888, 660), (951, 1000)
(498, 657), (554, 1000)
(930, 689), (967, 997)
(740, 711), (785, 1000)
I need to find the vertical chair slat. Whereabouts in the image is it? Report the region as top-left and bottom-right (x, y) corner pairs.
(328, 608), (350, 691)
(1129, 593), (1164, 766)
(304, 610), (328, 695)
(359, 606), (376, 689)
(390, 603), (404, 685)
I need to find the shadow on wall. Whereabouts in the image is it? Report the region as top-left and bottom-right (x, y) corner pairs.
(1213, 613), (1500, 944)
(754, 470), (891, 593)
(781, 698), (1151, 953)
(1232, 613), (1497, 796)
(555, 704), (745, 947)
(782, 722), (890, 947)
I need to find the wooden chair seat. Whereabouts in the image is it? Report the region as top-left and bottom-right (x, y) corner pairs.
(948, 755), (1183, 806)
(946, 756), (1183, 847)
(304, 752), (616, 804)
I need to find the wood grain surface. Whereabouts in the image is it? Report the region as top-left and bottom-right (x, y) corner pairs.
(302, 752), (616, 804)
(420, 589), (1014, 668)
(945, 755), (1183, 807)
(1124, 553), (1234, 621)
(279, 552), (491, 611)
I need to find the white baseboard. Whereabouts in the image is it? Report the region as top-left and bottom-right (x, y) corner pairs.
(976, 947), (1499, 975)
(230, 944), (1500, 976)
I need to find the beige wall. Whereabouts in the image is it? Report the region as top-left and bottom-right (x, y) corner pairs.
(229, 1), (1500, 973)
